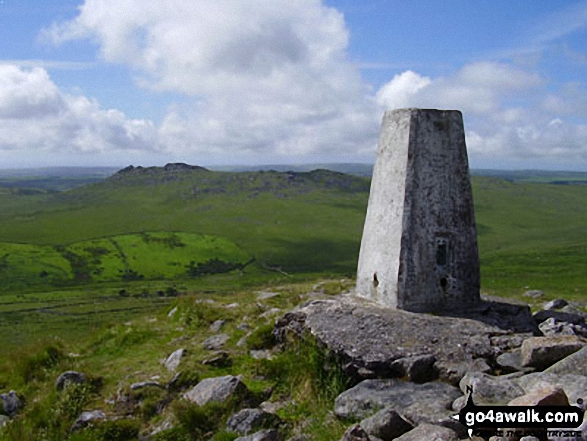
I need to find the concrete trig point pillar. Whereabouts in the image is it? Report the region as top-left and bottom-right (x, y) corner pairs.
(356, 108), (480, 312)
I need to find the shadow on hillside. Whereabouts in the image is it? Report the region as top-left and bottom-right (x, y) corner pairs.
(263, 237), (360, 274)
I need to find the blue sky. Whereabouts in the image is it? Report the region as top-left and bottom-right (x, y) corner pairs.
(0, 0), (586, 170)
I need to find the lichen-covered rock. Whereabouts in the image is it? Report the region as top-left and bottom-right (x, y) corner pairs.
(227, 408), (280, 435)
(71, 410), (106, 431)
(130, 381), (163, 391)
(545, 345), (587, 375)
(274, 296), (535, 383)
(508, 386), (569, 406)
(359, 407), (412, 441)
(513, 372), (587, 405)
(0, 391), (22, 418)
(543, 299), (569, 310)
(520, 335), (585, 370)
(184, 375), (249, 406)
(334, 379), (461, 420)
(390, 354), (437, 383)
(340, 424), (371, 441)
(459, 372), (525, 405)
(164, 348), (185, 372)
(209, 320), (226, 332)
(202, 334), (229, 350)
(533, 310), (585, 326)
(55, 371), (87, 391)
(235, 429), (280, 441)
(393, 423), (459, 441)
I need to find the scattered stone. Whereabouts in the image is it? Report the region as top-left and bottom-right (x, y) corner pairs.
(520, 335), (585, 370)
(210, 320), (226, 332)
(508, 386), (569, 406)
(260, 308), (282, 319)
(55, 371), (87, 391)
(523, 290), (544, 299)
(260, 400), (289, 414)
(167, 306), (178, 318)
(0, 414), (10, 427)
(202, 351), (232, 367)
(561, 304), (587, 318)
(71, 410), (106, 431)
(164, 348), (185, 372)
(226, 408), (280, 435)
(538, 317), (580, 337)
(514, 372), (587, 405)
(150, 416), (174, 436)
(496, 349), (535, 374)
(257, 291), (280, 301)
(544, 299), (569, 310)
(203, 334), (229, 350)
(533, 310), (585, 326)
(0, 391), (22, 417)
(390, 354), (437, 383)
(545, 345), (587, 376)
(459, 372), (524, 405)
(225, 303), (239, 309)
(393, 423), (459, 441)
(340, 423), (370, 441)
(359, 407), (412, 441)
(250, 350), (272, 360)
(237, 334), (251, 348)
(237, 323), (250, 331)
(235, 429), (280, 441)
(184, 375), (250, 406)
(334, 379), (461, 420)
(130, 381), (164, 391)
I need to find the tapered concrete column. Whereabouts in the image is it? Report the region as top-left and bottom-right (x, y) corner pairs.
(356, 109), (480, 312)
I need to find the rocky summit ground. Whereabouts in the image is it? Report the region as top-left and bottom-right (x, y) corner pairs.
(1, 281), (587, 441)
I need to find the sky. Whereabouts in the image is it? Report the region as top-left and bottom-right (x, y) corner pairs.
(0, 0), (586, 170)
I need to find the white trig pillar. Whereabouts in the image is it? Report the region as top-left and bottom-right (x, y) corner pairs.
(356, 108), (480, 312)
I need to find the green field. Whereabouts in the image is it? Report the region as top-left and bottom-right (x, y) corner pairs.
(0, 166), (586, 354)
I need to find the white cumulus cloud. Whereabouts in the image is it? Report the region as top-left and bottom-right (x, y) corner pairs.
(44, 0), (380, 159)
(0, 65), (158, 154)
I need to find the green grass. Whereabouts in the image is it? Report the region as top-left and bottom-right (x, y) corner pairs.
(0, 232), (250, 292)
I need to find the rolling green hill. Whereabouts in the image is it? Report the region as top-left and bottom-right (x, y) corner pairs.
(0, 164), (586, 300)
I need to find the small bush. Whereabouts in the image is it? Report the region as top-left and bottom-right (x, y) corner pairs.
(17, 342), (66, 383)
(68, 419), (140, 441)
(171, 399), (239, 441)
(246, 323), (276, 350)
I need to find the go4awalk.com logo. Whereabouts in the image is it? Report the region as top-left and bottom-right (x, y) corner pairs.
(452, 386), (585, 439)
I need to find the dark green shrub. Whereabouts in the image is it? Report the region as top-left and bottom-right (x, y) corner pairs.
(246, 323), (276, 350)
(17, 343), (66, 383)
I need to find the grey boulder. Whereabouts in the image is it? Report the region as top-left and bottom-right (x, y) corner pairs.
(359, 407), (412, 441)
(334, 379), (461, 420)
(164, 348), (185, 372)
(202, 334), (229, 350)
(393, 423), (459, 441)
(227, 408), (280, 435)
(56, 371), (87, 391)
(235, 429), (281, 441)
(184, 375), (249, 406)
(520, 335), (585, 370)
(0, 391), (22, 418)
(545, 345), (587, 376)
(71, 410), (106, 431)
(459, 372), (524, 405)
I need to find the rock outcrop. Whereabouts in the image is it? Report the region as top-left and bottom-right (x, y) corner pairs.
(274, 295), (536, 384)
